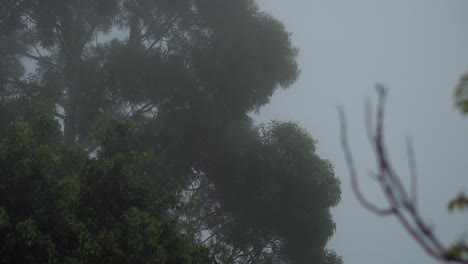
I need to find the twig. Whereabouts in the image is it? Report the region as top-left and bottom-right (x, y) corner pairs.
(339, 85), (468, 264)
(338, 106), (395, 216)
(406, 136), (418, 207)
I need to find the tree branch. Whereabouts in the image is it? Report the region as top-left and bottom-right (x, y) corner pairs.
(339, 85), (468, 264)
(17, 51), (62, 71)
(145, 16), (179, 54)
(338, 106), (395, 216)
(406, 136), (418, 207)
(131, 102), (155, 116)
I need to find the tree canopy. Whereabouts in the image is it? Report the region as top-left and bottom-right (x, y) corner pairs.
(0, 1), (342, 263)
(0, 100), (213, 263)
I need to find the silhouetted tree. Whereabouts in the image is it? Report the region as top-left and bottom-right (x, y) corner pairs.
(1, 1), (342, 263)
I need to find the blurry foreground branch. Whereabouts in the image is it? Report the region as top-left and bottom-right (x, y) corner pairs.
(339, 85), (468, 263)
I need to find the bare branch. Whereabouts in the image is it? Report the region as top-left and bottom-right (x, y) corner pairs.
(406, 136), (418, 207)
(338, 106), (395, 216)
(340, 86), (468, 263)
(364, 97), (374, 142)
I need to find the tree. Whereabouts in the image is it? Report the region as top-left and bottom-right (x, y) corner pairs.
(0, 101), (213, 263)
(1, 0), (299, 146)
(339, 85), (468, 263)
(1, 1), (342, 263)
(183, 120), (341, 263)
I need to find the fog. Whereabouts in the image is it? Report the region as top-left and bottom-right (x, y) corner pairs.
(2, 0), (467, 263)
(255, 0), (468, 263)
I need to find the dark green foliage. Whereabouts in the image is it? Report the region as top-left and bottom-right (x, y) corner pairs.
(195, 120), (341, 263)
(0, 108), (212, 263)
(456, 73), (468, 114)
(1, 0), (341, 263)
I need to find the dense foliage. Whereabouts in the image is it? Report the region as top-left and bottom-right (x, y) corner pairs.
(0, 1), (342, 263)
(0, 101), (213, 263)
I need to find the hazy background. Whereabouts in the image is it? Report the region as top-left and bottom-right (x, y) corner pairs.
(254, 0), (468, 263)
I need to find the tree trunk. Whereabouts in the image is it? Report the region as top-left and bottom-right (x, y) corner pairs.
(64, 70), (79, 146)
(63, 48), (82, 146)
(64, 96), (77, 146)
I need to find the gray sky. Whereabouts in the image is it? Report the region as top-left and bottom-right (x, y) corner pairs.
(254, 0), (468, 263)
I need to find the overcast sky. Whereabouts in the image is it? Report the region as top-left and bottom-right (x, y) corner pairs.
(254, 0), (468, 263)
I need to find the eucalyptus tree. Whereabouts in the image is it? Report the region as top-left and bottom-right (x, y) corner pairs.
(1, 1), (342, 263)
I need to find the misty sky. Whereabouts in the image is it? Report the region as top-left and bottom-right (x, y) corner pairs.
(254, 0), (468, 263)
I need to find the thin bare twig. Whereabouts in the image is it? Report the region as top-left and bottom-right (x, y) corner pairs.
(338, 106), (395, 216)
(339, 85), (468, 264)
(406, 136), (418, 207)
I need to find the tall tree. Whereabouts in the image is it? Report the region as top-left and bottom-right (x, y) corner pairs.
(1, 1), (342, 263)
(3, 0), (299, 146)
